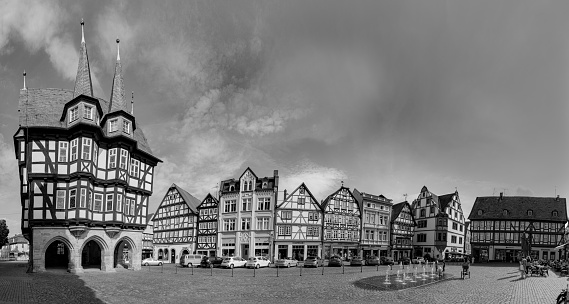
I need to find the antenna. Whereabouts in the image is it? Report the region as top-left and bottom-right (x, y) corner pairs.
(492, 188), (495, 196)
(403, 194), (408, 201)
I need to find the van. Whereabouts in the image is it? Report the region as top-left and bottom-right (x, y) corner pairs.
(180, 254), (203, 267)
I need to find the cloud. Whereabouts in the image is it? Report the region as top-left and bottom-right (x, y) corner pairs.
(0, 133), (22, 235)
(279, 160), (347, 201)
(515, 186), (534, 197)
(0, 0), (103, 95)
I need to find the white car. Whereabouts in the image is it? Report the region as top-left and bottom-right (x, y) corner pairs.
(246, 256), (271, 269)
(141, 258), (163, 266)
(275, 257), (298, 268)
(220, 256), (247, 269)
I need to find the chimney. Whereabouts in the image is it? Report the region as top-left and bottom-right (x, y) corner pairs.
(556, 195), (560, 201)
(283, 189), (287, 200)
(273, 170), (279, 187)
(499, 192), (503, 200)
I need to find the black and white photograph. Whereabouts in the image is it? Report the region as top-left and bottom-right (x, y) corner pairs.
(0, 1), (568, 303)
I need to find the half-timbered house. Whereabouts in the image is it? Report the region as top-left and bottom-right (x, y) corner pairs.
(390, 201), (416, 260)
(13, 22), (161, 272)
(353, 189), (392, 258)
(411, 186), (465, 260)
(321, 185), (361, 260)
(218, 168), (278, 259)
(196, 193), (219, 257)
(142, 213), (154, 259)
(274, 183), (323, 261)
(152, 184), (200, 263)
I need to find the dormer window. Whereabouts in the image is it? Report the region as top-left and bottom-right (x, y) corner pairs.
(69, 106), (79, 122)
(123, 120), (131, 134)
(262, 182), (268, 188)
(84, 105), (93, 120)
(477, 210), (483, 216)
(553, 211), (559, 217)
(503, 209), (508, 216)
(229, 185), (235, 192)
(109, 119), (118, 132)
(527, 210), (533, 216)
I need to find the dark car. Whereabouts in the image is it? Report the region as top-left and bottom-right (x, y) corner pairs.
(304, 256), (323, 268)
(200, 256), (224, 268)
(397, 257), (411, 265)
(350, 256), (363, 266)
(380, 256), (394, 265)
(365, 256), (380, 266)
(328, 256), (343, 267)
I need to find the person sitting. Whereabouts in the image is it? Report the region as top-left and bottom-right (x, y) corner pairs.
(462, 259), (470, 272)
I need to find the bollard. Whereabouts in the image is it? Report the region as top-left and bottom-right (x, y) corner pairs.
(176, 265), (178, 274)
(343, 263), (345, 274)
(211, 265), (213, 276)
(376, 264), (379, 272)
(390, 264), (392, 271)
(231, 266), (234, 277)
(322, 264), (324, 275)
(277, 265), (279, 277)
(161, 262), (163, 273)
(361, 264), (363, 273)
(254, 266), (256, 277)
(191, 265), (194, 275)
(300, 265), (302, 276)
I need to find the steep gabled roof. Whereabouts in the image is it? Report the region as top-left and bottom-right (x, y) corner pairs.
(437, 193), (456, 210)
(321, 186), (357, 210)
(277, 182), (322, 210)
(172, 183), (201, 214)
(468, 196), (568, 222)
(391, 201), (416, 225)
(73, 20), (93, 98)
(197, 193), (219, 208)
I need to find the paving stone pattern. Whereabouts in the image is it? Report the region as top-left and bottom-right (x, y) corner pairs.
(1, 261), (568, 304)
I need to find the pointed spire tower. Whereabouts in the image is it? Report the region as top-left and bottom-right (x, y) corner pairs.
(109, 38), (127, 113)
(74, 19), (94, 98)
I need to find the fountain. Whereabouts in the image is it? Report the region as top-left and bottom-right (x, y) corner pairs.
(421, 265), (427, 280)
(383, 269), (391, 285)
(395, 269), (402, 282)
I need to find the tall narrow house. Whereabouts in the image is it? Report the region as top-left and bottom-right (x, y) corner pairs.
(321, 185), (361, 259)
(218, 168), (278, 258)
(13, 22), (161, 272)
(196, 193), (219, 257)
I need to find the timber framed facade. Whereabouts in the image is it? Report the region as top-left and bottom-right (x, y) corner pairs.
(321, 186), (361, 260)
(13, 22), (160, 273)
(196, 193), (219, 257)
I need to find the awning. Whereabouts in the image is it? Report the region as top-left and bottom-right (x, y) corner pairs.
(554, 243), (569, 250)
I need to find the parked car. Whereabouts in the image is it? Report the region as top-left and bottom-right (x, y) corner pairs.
(328, 256), (343, 267)
(220, 256), (247, 269)
(380, 256), (394, 265)
(397, 257), (411, 265)
(200, 256), (224, 268)
(304, 256), (323, 268)
(180, 254), (204, 267)
(141, 258), (163, 266)
(350, 256), (364, 266)
(365, 256), (380, 266)
(275, 257), (298, 268)
(246, 256), (271, 269)
(416, 257), (426, 264)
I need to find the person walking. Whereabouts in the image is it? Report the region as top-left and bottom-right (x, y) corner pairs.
(520, 256), (528, 279)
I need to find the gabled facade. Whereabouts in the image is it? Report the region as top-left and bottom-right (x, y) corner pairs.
(13, 22), (160, 273)
(196, 193), (219, 257)
(321, 186), (361, 259)
(152, 184), (200, 263)
(390, 201), (416, 260)
(217, 168), (279, 259)
(411, 186), (465, 260)
(353, 189), (392, 258)
(274, 183), (323, 261)
(468, 194), (567, 262)
(142, 213), (154, 259)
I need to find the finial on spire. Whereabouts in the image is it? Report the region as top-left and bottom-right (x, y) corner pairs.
(23, 70), (27, 89)
(341, 180), (344, 187)
(131, 91), (134, 114)
(116, 38), (120, 61)
(81, 19), (85, 43)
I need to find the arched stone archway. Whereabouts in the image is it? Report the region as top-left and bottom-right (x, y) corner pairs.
(164, 249), (169, 262)
(114, 237), (137, 269)
(45, 240), (70, 269)
(81, 240), (102, 270)
(181, 249), (189, 256)
(158, 249), (164, 260)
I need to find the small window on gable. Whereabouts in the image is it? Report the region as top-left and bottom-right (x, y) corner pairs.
(503, 209), (508, 216)
(84, 105), (93, 120)
(109, 119), (118, 132)
(229, 185), (235, 192)
(123, 120), (131, 134)
(527, 210), (533, 216)
(477, 210), (483, 216)
(262, 182), (267, 188)
(553, 211), (559, 217)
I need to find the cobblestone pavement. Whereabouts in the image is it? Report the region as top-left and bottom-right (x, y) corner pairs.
(2, 261), (568, 304)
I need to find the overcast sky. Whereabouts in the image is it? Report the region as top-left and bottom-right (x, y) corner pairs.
(1, 0), (568, 236)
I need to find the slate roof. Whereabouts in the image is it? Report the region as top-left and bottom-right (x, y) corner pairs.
(220, 168), (278, 193)
(437, 193), (456, 211)
(320, 186), (357, 211)
(468, 196), (568, 222)
(17, 88), (155, 156)
(172, 183), (201, 214)
(391, 201), (416, 225)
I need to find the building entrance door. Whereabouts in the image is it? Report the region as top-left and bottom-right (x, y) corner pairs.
(241, 244), (249, 258)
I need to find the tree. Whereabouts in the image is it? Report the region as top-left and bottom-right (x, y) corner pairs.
(0, 220), (9, 247)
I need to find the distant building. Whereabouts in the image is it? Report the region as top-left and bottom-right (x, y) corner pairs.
(218, 168), (279, 258)
(196, 193), (219, 257)
(152, 184), (200, 263)
(468, 194), (567, 262)
(411, 186), (466, 260)
(321, 185), (361, 259)
(142, 213), (154, 259)
(390, 201), (416, 260)
(353, 189), (392, 258)
(274, 183), (323, 261)
(464, 221), (471, 256)
(13, 22), (160, 272)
